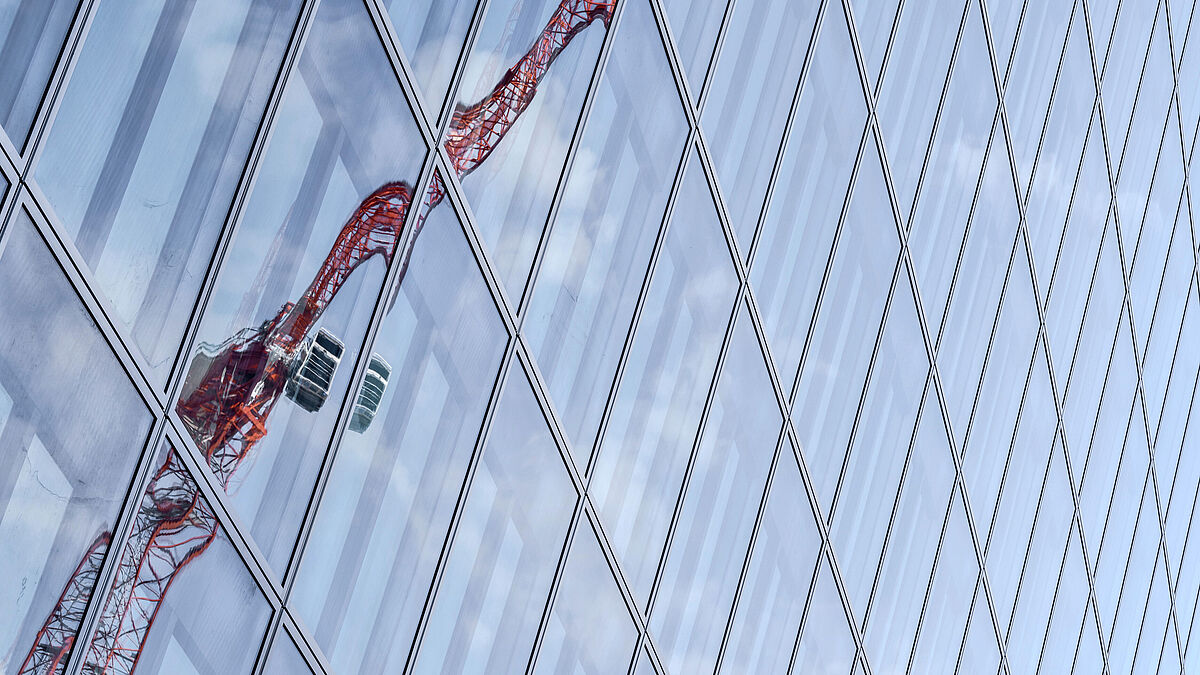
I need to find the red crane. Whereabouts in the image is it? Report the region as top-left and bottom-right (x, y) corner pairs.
(21, 1), (616, 673)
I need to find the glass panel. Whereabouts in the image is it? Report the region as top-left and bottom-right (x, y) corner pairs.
(1024, 8), (1093, 289)
(1131, 558), (1172, 673)
(908, 493), (976, 674)
(750, 2), (866, 383)
(83, 443), (271, 675)
(383, 0), (479, 112)
(700, 0), (819, 252)
(1005, 0), (1073, 189)
(863, 391), (954, 670)
(262, 630), (314, 675)
(831, 270), (926, 617)
(174, 0), (426, 574)
(983, 349), (1055, 627)
(1042, 117), (1107, 381)
(791, 135), (899, 512)
(1039, 523), (1090, 673)
(848, 0), (900, 86)
(1142, 200), (1192, 433)
(906, 1), (995, 325)
(961, 250), (1039, 525)
(534, 518), (636, 675)
(1093, 403), (1149, 629)
(791, 556), (856, 673)
(660, 0), (730, 96)
(1101, 5), (1161, 156)
(876, 0), (966, 211)
(936, 124), (1019, 446)
(413, 368), (576, 675)
(1106, 453), (1160, 673)
(1076, 311), (1136, 548)
(589, 148), (737, 604)
(524, 0), (688, 461)
(1075, 605), (1106, 674)
(0, 0), (78, 148)
(0, 213), (152, 673)
(1127, 109), (1184, 352)
(984, 0), (1022, 72)
(450, 0), (610, 297)
(633, 648), (656, 674)
(957, 586), (1000, 673)
(723, 448), (820, 675)
(34, 0), (302, 384)
(649, 307), (781, 674)
(1004, 444), (1072, 674)
(291, 176), (506, 672)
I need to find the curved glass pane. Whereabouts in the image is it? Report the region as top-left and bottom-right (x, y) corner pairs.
(35, 0), (302, 384)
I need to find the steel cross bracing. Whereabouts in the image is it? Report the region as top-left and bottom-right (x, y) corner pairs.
(19, 1), (615, 673)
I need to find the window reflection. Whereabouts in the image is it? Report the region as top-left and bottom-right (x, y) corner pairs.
(0, 0), (78, 149)
(383, 0), (480, 113)
(291, 177), (506, 674)
(0, 212), (152, 673)
(34, 0), (302, 384)
(589, 148), (737, 604)
(701, 0), (819, 251)
(173, 0), (426, 574)
(751, 4), (866, 384)
(81, 441), (271, 675)
(451, 0), (612, 297)
(413, 368), (576, 674)
(524, 0), (688, 461)
(660, 0), (729, 95)
(261, 630), (313, 675)
(791, 557), (856, 673)
(723, 450), (820, 674)
(791, 136), (899, 512)
(650, 309), (781, 674)
(534, 518), (636, 674)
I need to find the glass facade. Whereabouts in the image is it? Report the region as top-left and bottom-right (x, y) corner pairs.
(0, 0), (1199, 673)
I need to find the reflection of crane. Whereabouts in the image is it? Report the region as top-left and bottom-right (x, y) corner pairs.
(21, 1), (616, 673)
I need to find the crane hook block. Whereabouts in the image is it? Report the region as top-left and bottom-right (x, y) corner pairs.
(285, 327), (345, 412)
(350, 353), (391, 433)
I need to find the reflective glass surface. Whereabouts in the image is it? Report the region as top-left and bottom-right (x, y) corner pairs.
(4, 1), (1198, 673)
(384, 0), (479, 113)
(589, 148), (737, 603)
(524, 0), (688, 461)
(35, 0), (301, 385)
(413, 367), (575, 674)
(0, 0), (78, 149)
(176, 0), (426, 574)
(0, 212), (152, 672)
(292, 172), (505, 672)
(700, 0), (819, 252)
(261, 630), (314, 675)
(534, 517), (636, 674)
(649, 307), (781, 674)
(83, 443), (271, 675)
(450, 0), (609, 297)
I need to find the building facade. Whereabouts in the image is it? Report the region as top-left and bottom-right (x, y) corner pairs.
(0, 0), (1195, 673)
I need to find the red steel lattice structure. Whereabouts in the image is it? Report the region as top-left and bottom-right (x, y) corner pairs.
(21, 1), (615, 673)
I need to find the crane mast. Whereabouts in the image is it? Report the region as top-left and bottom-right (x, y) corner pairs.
(21, 1), (616, 673)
